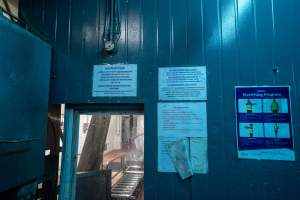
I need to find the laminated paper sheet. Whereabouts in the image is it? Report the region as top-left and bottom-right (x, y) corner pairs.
(190, 137), (208, 174)
(236, 86), (295, 161)
(92, 64), (137, 97)
(157, 102), (208, 174)
(159, 66), (207, 101)
(157, 102), (207, 138)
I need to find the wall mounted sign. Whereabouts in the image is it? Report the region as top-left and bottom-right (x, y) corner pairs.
(157, 102), (207, 138)
(157, 102), (208, 173)
(159, 66), (207, 101)
(92, 64), (137, 97)
(235, 86), (295, 161)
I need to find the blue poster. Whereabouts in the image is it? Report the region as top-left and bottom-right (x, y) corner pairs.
(92, 64), (137, 97)
(235, 86), (295, 161)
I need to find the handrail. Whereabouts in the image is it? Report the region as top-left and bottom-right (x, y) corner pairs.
(106, 153), (125, 166)
(106, 154), (127, 180)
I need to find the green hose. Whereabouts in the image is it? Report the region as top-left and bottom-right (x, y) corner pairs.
(103, 0), (121, 53)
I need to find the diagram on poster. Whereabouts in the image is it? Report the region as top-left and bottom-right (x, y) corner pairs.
(235, 86), (295, 161)
(92, 64), (137, 97)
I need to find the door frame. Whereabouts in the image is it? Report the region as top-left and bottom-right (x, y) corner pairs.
(59, 104), (144, 200)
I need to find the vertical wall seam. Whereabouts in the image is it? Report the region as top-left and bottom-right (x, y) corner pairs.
(270, 0), (276, 41)
(79, 0), (86, 101)
(155, 0), (159, 67)
(81, 35), (86, 65)
(186, 0), (190, 64)
(81, 4), (86, 66)
(217, 0), (225, 161)
(232, 0), (239, 85)
(252, 0), (258, 84)
(217, 2), (229, 197)
(217, 0), (223, 88)
(96, 0), (100, 63)
(234, 0), (241, 84)
(126, 0), (129, 63)
(270, 0), (276, 84)
(67, 0), (73, 56)
(290, 0), (299, 129)
(42, 0), (46, 25)
(54, 0), (58, 61)
(154, 0), (158, 198)
(139, 0), (144, 61)
(169, 0), (174, 66)
(51, 0), (59, 99)
(66, 0), (73, 100)
(201, 0), (206, 64)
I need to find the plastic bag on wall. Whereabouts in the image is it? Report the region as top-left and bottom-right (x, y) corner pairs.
(167, 138), (193, 180)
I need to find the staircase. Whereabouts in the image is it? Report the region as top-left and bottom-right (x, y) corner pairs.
(111, 166), (144, 200)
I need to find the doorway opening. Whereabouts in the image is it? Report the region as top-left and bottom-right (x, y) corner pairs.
(75, 113), (144, 200)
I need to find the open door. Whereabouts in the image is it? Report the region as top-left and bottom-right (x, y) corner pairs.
(60, 108), (144, 200)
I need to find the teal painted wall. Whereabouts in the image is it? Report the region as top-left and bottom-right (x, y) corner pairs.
(0, 16), (51, 193)
(19, 0), (300, 199)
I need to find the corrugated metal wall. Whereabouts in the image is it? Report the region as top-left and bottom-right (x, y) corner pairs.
(0, 16), (51, 193)
(19, 0), (300, 199)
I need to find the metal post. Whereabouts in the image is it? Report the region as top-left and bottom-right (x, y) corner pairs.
(59, 107), (79, 200)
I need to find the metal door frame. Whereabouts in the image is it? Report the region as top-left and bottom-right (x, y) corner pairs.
(59, 104), (144, 200)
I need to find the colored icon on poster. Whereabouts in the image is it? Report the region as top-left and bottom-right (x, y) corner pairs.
(239, 123), (264, 138)
(238, 99), (262, 113)
(263, 99), (289, 113)
(264, 123), (290, 138)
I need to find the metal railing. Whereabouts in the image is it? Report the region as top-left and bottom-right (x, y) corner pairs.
(106, 154), (127, 180)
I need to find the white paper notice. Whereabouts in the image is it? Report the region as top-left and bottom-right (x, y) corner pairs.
(157, 102), (208, 173)
(190, 137), (208, 174)
(92, 64), (137, 97)
(157, 102), (207, 138)
(159, 66), (207, 101)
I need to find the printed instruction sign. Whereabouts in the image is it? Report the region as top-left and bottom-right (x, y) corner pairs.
(159, 66), (207, 100)
(236, 86), (295, 161)
(158, 102), (207, 138)
(92, 64), (137, 97)
(157, 102), (208, 173)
